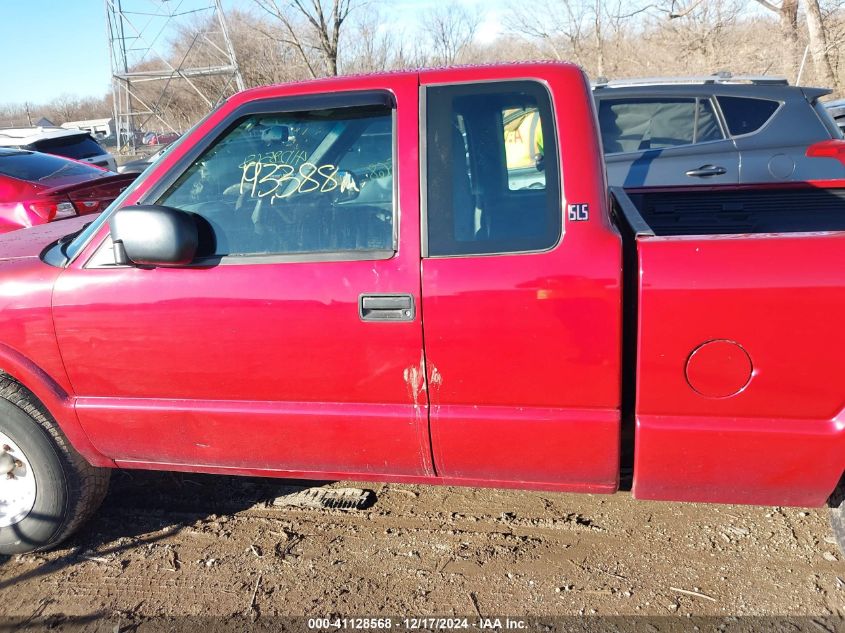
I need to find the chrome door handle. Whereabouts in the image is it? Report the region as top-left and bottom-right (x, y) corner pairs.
(686, 165), (727, 177)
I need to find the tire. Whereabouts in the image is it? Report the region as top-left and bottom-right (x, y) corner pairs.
(0, 377), (109, 554)
(830, 482), (845, 557)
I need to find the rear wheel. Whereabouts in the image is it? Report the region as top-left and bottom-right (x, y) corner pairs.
(0, 378), (109, 554)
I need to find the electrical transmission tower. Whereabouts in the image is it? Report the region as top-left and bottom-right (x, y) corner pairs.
(105, 0), (245, 152)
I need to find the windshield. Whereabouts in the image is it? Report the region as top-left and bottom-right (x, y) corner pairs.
(62, 106), (221, 263)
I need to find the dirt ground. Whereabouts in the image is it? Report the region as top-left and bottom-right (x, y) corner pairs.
(1, 470), (844, 631)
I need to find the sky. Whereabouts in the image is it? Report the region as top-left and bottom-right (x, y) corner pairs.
(1, 1), (114, 103)
(0, 0), (505, 105)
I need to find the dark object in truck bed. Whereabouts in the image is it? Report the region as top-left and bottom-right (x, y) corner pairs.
(620, 183), (845, 236)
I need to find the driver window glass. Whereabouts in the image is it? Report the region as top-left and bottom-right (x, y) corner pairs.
(157, 104), (394, 258)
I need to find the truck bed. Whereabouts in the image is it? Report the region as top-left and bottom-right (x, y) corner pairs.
(619, 182), (845, 236)
(612, 182), (845, 507)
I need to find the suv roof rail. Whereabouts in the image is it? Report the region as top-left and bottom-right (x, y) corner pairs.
(593, 72), (790, 88)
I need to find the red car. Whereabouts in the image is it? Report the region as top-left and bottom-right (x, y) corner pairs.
(152, 132), (180, 145)
(0, 63), (844, 555)
(0, 148), (135, 233)
(143, 131), (180, 145)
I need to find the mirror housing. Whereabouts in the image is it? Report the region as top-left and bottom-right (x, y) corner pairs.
(109, 205), (199, 267)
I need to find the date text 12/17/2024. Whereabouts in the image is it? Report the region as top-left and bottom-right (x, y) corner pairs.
(307, 618), (528, 630)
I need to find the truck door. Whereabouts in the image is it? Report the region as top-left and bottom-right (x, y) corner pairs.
(419, 70), (623, 491)
(52, 77), (433, 478)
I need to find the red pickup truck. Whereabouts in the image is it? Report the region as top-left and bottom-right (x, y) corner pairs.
(1, 62), (844, 555)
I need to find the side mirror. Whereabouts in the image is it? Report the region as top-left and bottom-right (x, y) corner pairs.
(109, 205), (198, 267)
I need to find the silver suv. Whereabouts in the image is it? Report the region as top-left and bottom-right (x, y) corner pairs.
(593, 74), (845, 187)
(0, 127), (117, 172)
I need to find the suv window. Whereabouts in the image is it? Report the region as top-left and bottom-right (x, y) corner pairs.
(716, 96), (779, 136)
(0, 150), (103, 183)
(157, 104), (394, 259)
(32, 134), (106, 160)
(425, 81), (560, 257)
(597, 97), (723, 154)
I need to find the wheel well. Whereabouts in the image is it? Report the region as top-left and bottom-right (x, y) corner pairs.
(0, 368), (113, 468)
(828, 471), (845, 508)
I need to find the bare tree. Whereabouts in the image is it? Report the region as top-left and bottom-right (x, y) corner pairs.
(508, 0), (584, 63)
(48, 95), (82, 124)
(0, 103), (29, 127)
(507, 0), (654, 77)
(803, 0), (839, 88)
(423, 5), (481, 66)
(227, 9), (311, 86)
(391, 37), (431, 70)
(254, 0), (356, 77)
(343, 9), (400, 73)
(593, 0), (655, 76)
(664, 0), (747, 74)
(6, 0), (845, 138)
(820, 0), (845, 84)
(753, 0), (800, 79)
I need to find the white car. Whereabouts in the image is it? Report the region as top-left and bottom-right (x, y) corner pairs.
(0, 126), (117, 171)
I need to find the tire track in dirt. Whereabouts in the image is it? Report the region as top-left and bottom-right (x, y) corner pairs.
(1, 472), (842, 621)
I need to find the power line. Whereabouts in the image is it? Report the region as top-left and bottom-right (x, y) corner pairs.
(104, 0), (244, 152)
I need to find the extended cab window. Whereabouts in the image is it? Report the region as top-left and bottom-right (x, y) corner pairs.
(716, 96), (779, 136)
(157, 104), (394, 259)
(598, 97), (723, 154)
(425, 81), (560, 256)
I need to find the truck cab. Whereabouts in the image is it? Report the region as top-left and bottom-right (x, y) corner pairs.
(1, 63), (843, 554)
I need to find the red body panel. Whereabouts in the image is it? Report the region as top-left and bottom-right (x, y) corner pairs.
(52, 73), (431, 477)
(421, 250), (622, 488)
(418, 65), (622, 490)
(111, 458), (617, 494)
(0, 220), (113, 466)
(54, 258), (431, 476)
(633, 231), (845, 506)
(0, 215), (88, 260)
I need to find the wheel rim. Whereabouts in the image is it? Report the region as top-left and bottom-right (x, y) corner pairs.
(0, 431), (37, 528)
